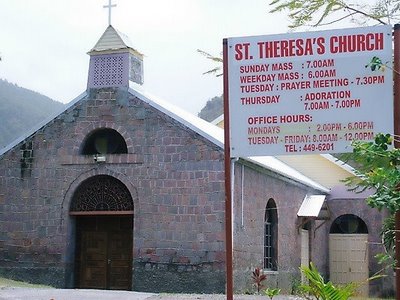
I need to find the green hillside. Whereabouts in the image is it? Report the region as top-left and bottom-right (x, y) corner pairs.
(0, 79), (64, 148)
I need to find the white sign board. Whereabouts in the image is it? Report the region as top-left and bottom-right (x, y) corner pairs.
(226, 25), (393, 157)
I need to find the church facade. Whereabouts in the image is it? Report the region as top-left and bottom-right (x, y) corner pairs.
(0, 26), (393, 296)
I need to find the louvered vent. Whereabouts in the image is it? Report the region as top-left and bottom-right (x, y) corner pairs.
(91, 55), (125, 87)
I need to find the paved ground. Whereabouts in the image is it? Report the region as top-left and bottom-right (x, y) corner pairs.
(0, 287), (304, 300)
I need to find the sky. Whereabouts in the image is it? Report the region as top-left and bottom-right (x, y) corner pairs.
(0, 0), (294, 115)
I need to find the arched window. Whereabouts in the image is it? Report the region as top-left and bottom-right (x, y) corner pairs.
(330, 214), (368, 234)
(264, 198), (278, 270)
(81, 128), (127, 155)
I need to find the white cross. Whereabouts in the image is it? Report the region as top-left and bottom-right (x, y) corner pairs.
(103, 0), (117, 25)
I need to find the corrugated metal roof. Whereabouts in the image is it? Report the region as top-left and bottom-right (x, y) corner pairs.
(211, 114), (224, 125)
(209, 114), (356, 185)
(89, 25), (139, 53)
(297, 194), (326, 217)
(129, 82), (330, 193)
(128, 83), (224, 149)
(0, 81), (330, 193)
(0, 76), (330, 193)
(320, 154), (357, 176)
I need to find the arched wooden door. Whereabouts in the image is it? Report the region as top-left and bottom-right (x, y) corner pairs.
(70, 175), (134, 290)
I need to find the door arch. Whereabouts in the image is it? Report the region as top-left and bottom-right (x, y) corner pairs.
(70, 175), (134, 290)
(329, 214), (369, 297)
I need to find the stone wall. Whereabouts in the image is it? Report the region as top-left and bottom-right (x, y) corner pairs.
(231, 160), (325, 294)
(0, 87), (226, 291)
(2, 87), (377, 294)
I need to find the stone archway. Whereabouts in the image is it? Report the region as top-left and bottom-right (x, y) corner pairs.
(70, 175), (134, 290)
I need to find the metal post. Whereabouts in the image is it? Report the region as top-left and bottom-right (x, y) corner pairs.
(393, 23), (400, 300)
(223, 38), (234, 300)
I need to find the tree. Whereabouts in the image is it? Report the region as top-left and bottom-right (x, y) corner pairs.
(269, 0), (400, 29)
(342, 134), (399, 267)
(196, 49), (223, 77)
(343, 134), (400, 214)
(197, 95), (223, 121)
(200, 1), (400, 78)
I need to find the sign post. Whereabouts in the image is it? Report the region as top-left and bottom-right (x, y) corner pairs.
(223, 39), (234, 300)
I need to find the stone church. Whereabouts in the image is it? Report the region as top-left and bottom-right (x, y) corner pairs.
(0, 25), (392, 296)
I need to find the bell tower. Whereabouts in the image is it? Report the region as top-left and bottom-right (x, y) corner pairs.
(87, 25), (144, 89)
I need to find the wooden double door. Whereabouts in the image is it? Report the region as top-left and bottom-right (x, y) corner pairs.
(75, 215), (133, 290)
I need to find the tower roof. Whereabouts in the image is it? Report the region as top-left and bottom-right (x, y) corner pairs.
(89, 25), (140, 54)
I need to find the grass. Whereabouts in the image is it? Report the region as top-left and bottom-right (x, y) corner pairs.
(0, 277), (52, 288)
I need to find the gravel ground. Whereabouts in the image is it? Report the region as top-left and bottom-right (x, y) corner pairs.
(0, 287), (304, 300)
(147, 294), (303, 299)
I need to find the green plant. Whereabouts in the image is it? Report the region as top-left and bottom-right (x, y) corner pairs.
(374, 215), (396, 271)
(299, 262), (357, 300)
(243, 288), (254, 295)
(252, 267), (267, 293)
(290, 275), (302, 295)
(263, 287), (281, 299)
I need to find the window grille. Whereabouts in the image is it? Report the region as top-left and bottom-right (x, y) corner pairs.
(264, 221), (273, 269)
(263, 199), (277, 270)
(70, 175), (133, 212)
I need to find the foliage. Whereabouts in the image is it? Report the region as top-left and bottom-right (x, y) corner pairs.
(299, 262), (382, 299)
(375, 214), (396, 268)
(263, 287), (281, 299)
(0, 79), (64, 148)
(243, 288), (254, 295)
(251, 267), (267, 293)
(196, 49), (223, 77)
(381, 214), (395, 256)
(366, 56), (385, 72)
(197, 95), (223, 121)
(299, 262), (357, 299)
(268, 0), (399, 29)
(342, 133), (400, 213)
(200, 1), (399, 79)
(290, 275), (303, 295)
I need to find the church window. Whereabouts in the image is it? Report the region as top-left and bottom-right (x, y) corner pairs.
(20, 141), (33, 178)
(81, 128), (127, 155)
(330, 214), (368, 234)
(264, 198), (278, 270)
(70, 175), (133, 213)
